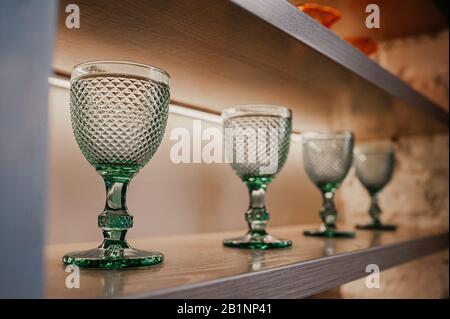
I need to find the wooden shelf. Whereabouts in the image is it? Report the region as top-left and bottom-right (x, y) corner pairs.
(54, 0), (448, 140)
(46, 225), (449, 298)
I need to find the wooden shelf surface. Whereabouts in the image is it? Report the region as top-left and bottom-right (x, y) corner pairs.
(46, 224), (449, 298)
(54, 0), (448, 140)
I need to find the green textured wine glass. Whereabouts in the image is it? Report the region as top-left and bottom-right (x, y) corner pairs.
(354, 143), (397, 231)
(63, 61), (170, 269)
(222, 105), (292, 249)
(302, 131), (355, 238)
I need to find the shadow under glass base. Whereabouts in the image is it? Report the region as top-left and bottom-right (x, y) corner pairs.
(63, 247), (164, 269)
(356, 223), (397, 231)
(303, 228), (355, 238)
(223, 232), (292, 250)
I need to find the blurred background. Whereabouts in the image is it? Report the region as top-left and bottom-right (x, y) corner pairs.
(1, 0), (448, 298)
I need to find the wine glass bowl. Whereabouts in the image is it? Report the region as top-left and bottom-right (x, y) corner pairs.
(303, 132), (354, 190)
(354, 143), (397, 231)
(222, 105), (293, 249)
(224, 105), (291, 180)
(70, 63), (169, 178)
(302, 131), (355, 238)
(63, 61), (170, 268)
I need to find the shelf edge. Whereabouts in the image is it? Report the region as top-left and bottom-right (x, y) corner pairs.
(128, 231), (449, 299)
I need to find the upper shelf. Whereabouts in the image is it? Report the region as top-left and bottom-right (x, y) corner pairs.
(46, 224), (449, 298)
(53, 0), (448, 139)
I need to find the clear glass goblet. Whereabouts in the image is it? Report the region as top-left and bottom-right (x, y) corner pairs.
(354, 143), (397, 231)
(302, 131), (355, 238)
(222, 105), (292, 249)
(63, 61), (170, 268)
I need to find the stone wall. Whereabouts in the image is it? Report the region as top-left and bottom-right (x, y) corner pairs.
(372, 29), (449, 111)
(339, 29), (449, 298)
(341, 134), (449, 229)
(340, 134), (449, 298)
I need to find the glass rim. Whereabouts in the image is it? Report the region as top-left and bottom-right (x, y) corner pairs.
(71, 60), (170, 84)
(301, 131), (354, 140)
(222, 104), (292, 120)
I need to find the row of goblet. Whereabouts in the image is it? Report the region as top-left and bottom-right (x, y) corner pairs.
(223, 107), (396, 245)
(301, 133), (396, 238)
(64, 61), (396, 269)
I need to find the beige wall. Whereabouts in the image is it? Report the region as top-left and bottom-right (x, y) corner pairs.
(339, 29), (449, 299)
(339, 134), (449, 298)
(48, 85), (328, 244)
(372, 30), (449, 111)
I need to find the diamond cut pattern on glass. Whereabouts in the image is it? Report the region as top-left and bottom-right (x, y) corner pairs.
(70, 75), (170, 170)
(224, 116), (291, 178)
(303, 137), (354, 187)
(355, 151), (395, 193)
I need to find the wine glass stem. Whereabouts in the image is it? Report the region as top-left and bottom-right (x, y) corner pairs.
(105, 179), (128, 210)
(98, 178), (133, 249)
(246, 181), (269, 235)
(320, 191), (337, 231)
(369, 193), (382, 225)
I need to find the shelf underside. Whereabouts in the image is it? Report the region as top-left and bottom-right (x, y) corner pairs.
(46, 225), (449, 298)
(54, 0), (448, 139)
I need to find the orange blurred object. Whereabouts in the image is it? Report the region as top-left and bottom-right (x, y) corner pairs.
(297, 3), (378, 56)
(297, 3), (342, 28)
(345, 37), (378, 55)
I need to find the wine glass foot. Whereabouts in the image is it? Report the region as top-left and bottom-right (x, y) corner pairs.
(63, 246), (164, 269)
(223, 232), (292, 249)
(356, 223), (397, 231)
(303, 229), (355, 238)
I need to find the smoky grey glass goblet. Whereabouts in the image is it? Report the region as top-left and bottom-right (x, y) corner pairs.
(302, 131), (355, 238)
(354, 143), (397, 231)
(222, 105), (292, 249)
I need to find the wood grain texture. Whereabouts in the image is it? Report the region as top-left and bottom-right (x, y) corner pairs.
(46, 224), (449, 298)
(54, 0), (448, 140)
